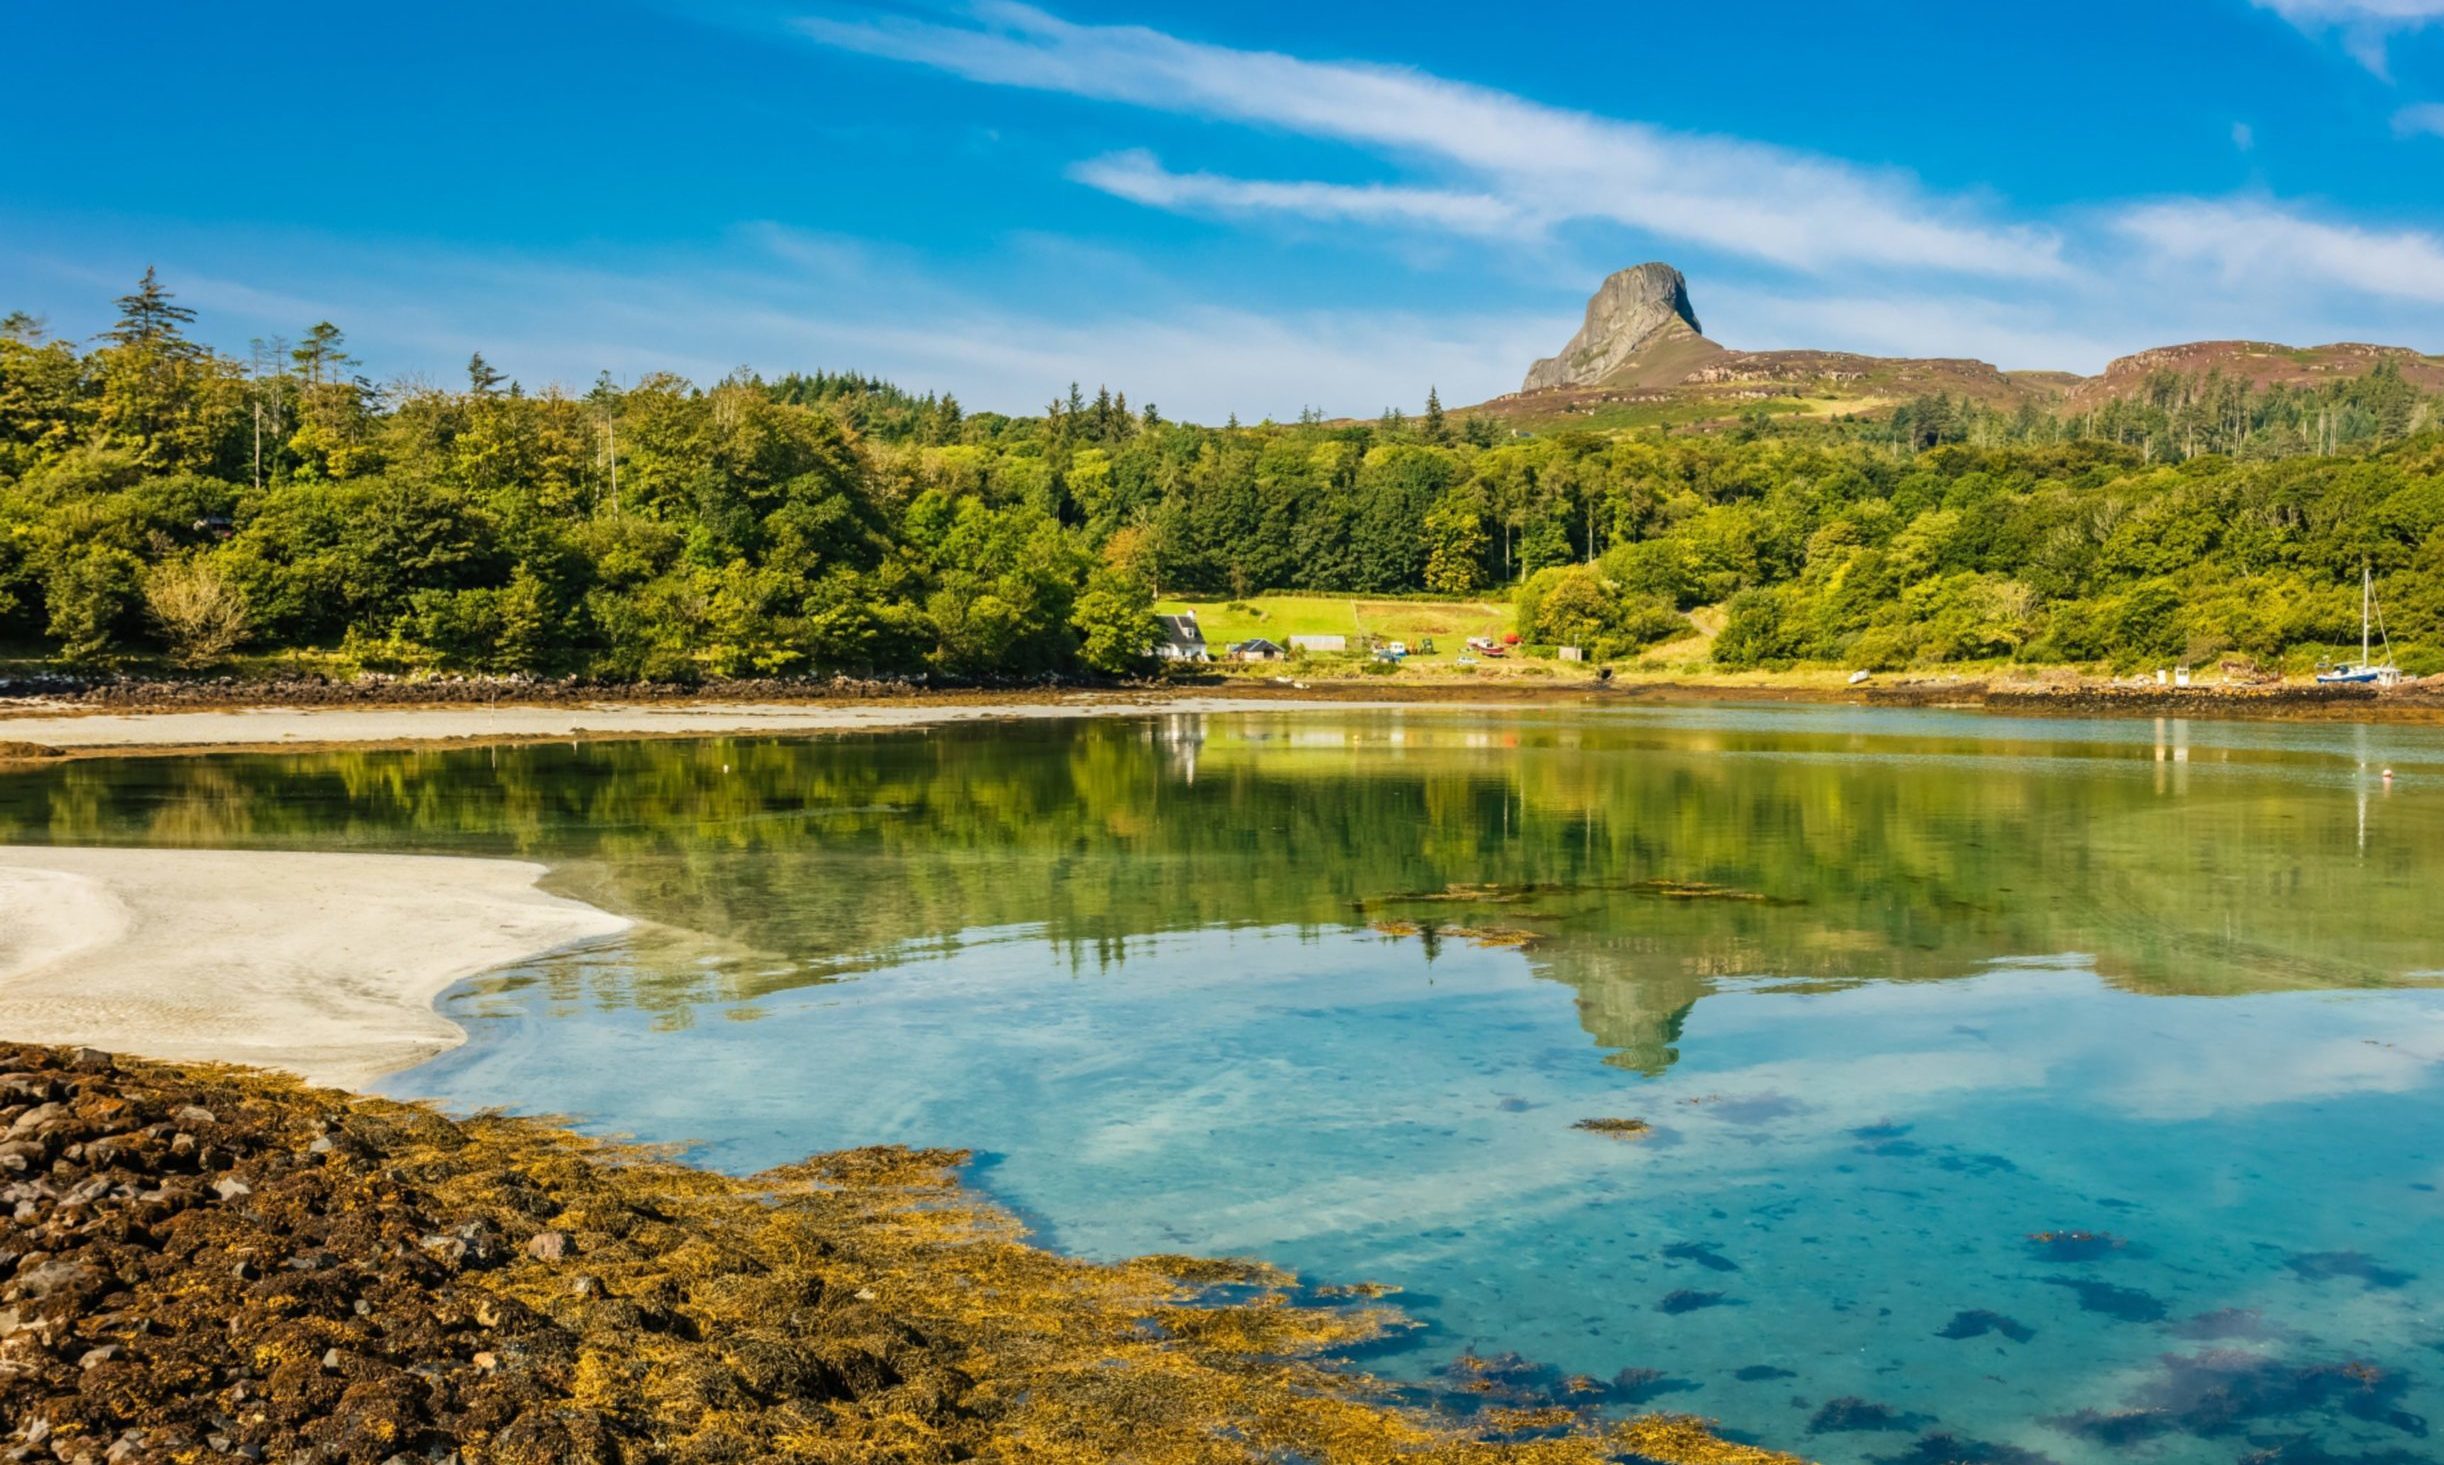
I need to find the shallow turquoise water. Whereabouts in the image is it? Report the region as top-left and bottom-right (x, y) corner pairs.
(5, 704), (2443, 1462)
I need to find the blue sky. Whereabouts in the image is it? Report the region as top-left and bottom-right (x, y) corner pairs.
(6, 0), (2444, 420)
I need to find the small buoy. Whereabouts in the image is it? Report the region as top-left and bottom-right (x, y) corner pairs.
(2383, 768), (2394, 781)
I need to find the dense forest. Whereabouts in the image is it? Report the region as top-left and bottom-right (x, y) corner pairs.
(4, 271), (2442, 679)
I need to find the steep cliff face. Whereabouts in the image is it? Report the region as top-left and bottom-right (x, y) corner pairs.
(1522, 263), (1724, 391)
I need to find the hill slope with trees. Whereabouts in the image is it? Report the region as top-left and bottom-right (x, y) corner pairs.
(4, 272), (2444, 681)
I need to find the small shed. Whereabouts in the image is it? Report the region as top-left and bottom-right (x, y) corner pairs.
(1558, 646), (1586, 662)
(1229, 637), (1288, 662)
(1154, 612), (1209, 663)
(1288, 634), (1347, 654)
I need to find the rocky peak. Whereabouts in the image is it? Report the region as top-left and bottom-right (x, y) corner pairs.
(1523, 263), (1721, 392)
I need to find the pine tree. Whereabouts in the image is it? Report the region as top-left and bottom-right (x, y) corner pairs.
(1423, 386), (1451, 445)
(467, 352), (507, 397)
(95, 269), (208, 464)
(106, 267), (199, 351)
(292, 322), (353, 386)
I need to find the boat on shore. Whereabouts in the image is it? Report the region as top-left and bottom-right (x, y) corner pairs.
(2317, 563), (2400, 686)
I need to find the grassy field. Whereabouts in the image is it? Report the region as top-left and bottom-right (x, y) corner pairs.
(1153, 594), (1514, 662)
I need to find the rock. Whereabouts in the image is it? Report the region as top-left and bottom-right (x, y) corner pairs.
(210, 1178), (251, 1202)
(8, 1258), (99, 1302)
(1522, 262), (1723, 391)
(524, 1230), (570, 1262)
(7, 1104), (65, 1138)
(170, 1106), (215, 1129)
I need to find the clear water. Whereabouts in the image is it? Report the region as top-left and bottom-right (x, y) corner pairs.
(5, 705), (2443, 1464)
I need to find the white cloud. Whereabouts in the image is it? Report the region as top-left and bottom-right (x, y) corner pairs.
(1698, 283), (2134, 370)
(2115, 198), (2444, 307)
(795, 2), (2064, 279)
(2253, 0), (2444, 72)
(2232, 120), (2257, 151)
(2397, 101), (2444, 135)
(4, 223), (1550, 421)
(1069, 150), (1524, 237)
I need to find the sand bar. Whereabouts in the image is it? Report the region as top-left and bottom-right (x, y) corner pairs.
(0, 694), (1414, 754)
(0, 845), (630, 1088)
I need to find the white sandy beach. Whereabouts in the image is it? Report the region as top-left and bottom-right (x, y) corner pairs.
(0, 845), (630, 1088)
(0, 694), (1388, 754)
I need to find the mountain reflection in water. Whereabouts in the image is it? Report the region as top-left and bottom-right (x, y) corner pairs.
(3, 706), (2437, 1077)
(8, 705), (2444, 1465)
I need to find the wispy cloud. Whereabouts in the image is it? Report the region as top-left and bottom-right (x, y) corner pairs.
(2397, 101), (2444, 135)
(5, 222), (1551, 420)
(1069, 150), (1523, 238)
(2252, 0), (2444, 73)
(795, 2), (2065, 279)
(2114, 198), (2444, 307)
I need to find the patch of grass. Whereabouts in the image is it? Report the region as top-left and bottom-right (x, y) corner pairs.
(1154, 593), (1514, 660)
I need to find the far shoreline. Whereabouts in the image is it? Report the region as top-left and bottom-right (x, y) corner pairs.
(1, 671), (2441, 761)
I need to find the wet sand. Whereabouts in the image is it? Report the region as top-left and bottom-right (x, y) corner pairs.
(0, 845), (630, 1087)
(0, 693), (1421, 756)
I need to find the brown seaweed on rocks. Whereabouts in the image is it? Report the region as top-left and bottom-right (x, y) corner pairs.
(1369, 919), (1544, 951)
(2026, 1231), (2126, 1262)
(0, 1042), (1813, 1465)
(1573, 1117), (1654, 1139)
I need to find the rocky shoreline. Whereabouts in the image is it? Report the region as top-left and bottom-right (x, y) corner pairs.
(0, 1042), (1798, 1465)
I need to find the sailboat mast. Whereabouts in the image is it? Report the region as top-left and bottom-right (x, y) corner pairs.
(2364, 562), (2373, 667)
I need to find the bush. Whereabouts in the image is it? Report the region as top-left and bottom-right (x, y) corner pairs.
(142, 556), (251, 667)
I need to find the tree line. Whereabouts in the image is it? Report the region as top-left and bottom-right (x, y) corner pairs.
(3, 272), (2442, 678)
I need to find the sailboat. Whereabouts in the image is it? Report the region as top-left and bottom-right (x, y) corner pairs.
(2317, 562), (2400, 685)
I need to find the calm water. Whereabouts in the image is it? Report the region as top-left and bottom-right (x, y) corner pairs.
(5, 705), (2443, 1464)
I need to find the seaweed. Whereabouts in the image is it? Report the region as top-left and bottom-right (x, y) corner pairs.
(0, 1042), (1811, 1465)
(2038, 1277), (2168, 1323)
(2172, 1308), (2286, 1342)
(1369, 919), (1545, 950)
(2285, 1251), (2417, 1290)
(1806, 1398), (1931, 1434)
(1663, 1242), (1741, 1274)
(1659, 1290), (1734, 1315)
(1936, 1310), (2035, 1343)
(2045, 1407), (2173, 1445)
(1870, 1433), (2061, 1465)
(2026, 1230), (2125, 1262)
(1574, 1117), (1654, 1139)
(2127, 1350), (2427, 1440)
(1610, 1367), (1706, 1405)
